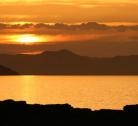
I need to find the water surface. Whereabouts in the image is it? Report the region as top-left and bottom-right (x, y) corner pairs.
(0, 76), (138, 110)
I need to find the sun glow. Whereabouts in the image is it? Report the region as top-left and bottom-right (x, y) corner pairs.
(1, 34), (53, 44)
(17, 35), (40, 44)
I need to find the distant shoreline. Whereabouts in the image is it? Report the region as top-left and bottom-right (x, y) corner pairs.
(1, 50), (138, 75)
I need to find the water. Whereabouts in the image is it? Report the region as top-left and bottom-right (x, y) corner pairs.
(0, 76), (138, 110)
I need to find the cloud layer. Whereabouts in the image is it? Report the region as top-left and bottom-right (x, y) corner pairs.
(0, 1), (138, 23)
(0, 22), (138, 57)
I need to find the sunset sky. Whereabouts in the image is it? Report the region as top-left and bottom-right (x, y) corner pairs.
(0, 0), (138, 57)
(0, 0), (138, 23)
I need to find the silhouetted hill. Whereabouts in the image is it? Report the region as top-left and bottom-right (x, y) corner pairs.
(0, 50), (138, 75)
(0, 65), (18, 75)
(41, 49), (79, 57)
(0, 100), (137, 125)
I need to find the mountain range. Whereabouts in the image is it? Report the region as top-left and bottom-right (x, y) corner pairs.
(0, 50), (138, 75)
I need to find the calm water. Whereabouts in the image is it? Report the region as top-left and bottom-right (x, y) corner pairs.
(0, 76), (138, 110)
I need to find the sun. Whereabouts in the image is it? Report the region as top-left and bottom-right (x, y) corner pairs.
(17, 34), (40, 44)
(8, 34), (49, 44)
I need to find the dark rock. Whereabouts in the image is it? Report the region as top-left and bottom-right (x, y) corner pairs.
(124, 104), (138, 112)
(0, 100), (137, 125)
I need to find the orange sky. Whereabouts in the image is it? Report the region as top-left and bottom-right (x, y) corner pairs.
(0, 0), (138, 57)
(0, 0), (138, 23)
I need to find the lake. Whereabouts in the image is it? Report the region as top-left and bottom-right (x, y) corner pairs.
(0, 76), (138, 110)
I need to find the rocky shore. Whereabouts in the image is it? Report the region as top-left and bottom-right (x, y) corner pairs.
(0, 100), (137, 125)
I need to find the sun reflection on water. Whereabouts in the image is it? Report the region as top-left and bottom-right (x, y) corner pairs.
(20, 76), (36, 103)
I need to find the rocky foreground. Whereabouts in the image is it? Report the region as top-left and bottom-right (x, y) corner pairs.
(0, 100), (137, 125)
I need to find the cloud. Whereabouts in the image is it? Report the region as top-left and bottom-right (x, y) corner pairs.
(1, 22), (138, 33)
(1, 22), (138, 44)
(1, 2), (138, 23)
(0, 22), (138, 57)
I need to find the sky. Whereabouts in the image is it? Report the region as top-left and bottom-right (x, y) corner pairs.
(0, 0), (138, 57)
(0, 0), (138, 23)
(0, 22), (138, 57)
